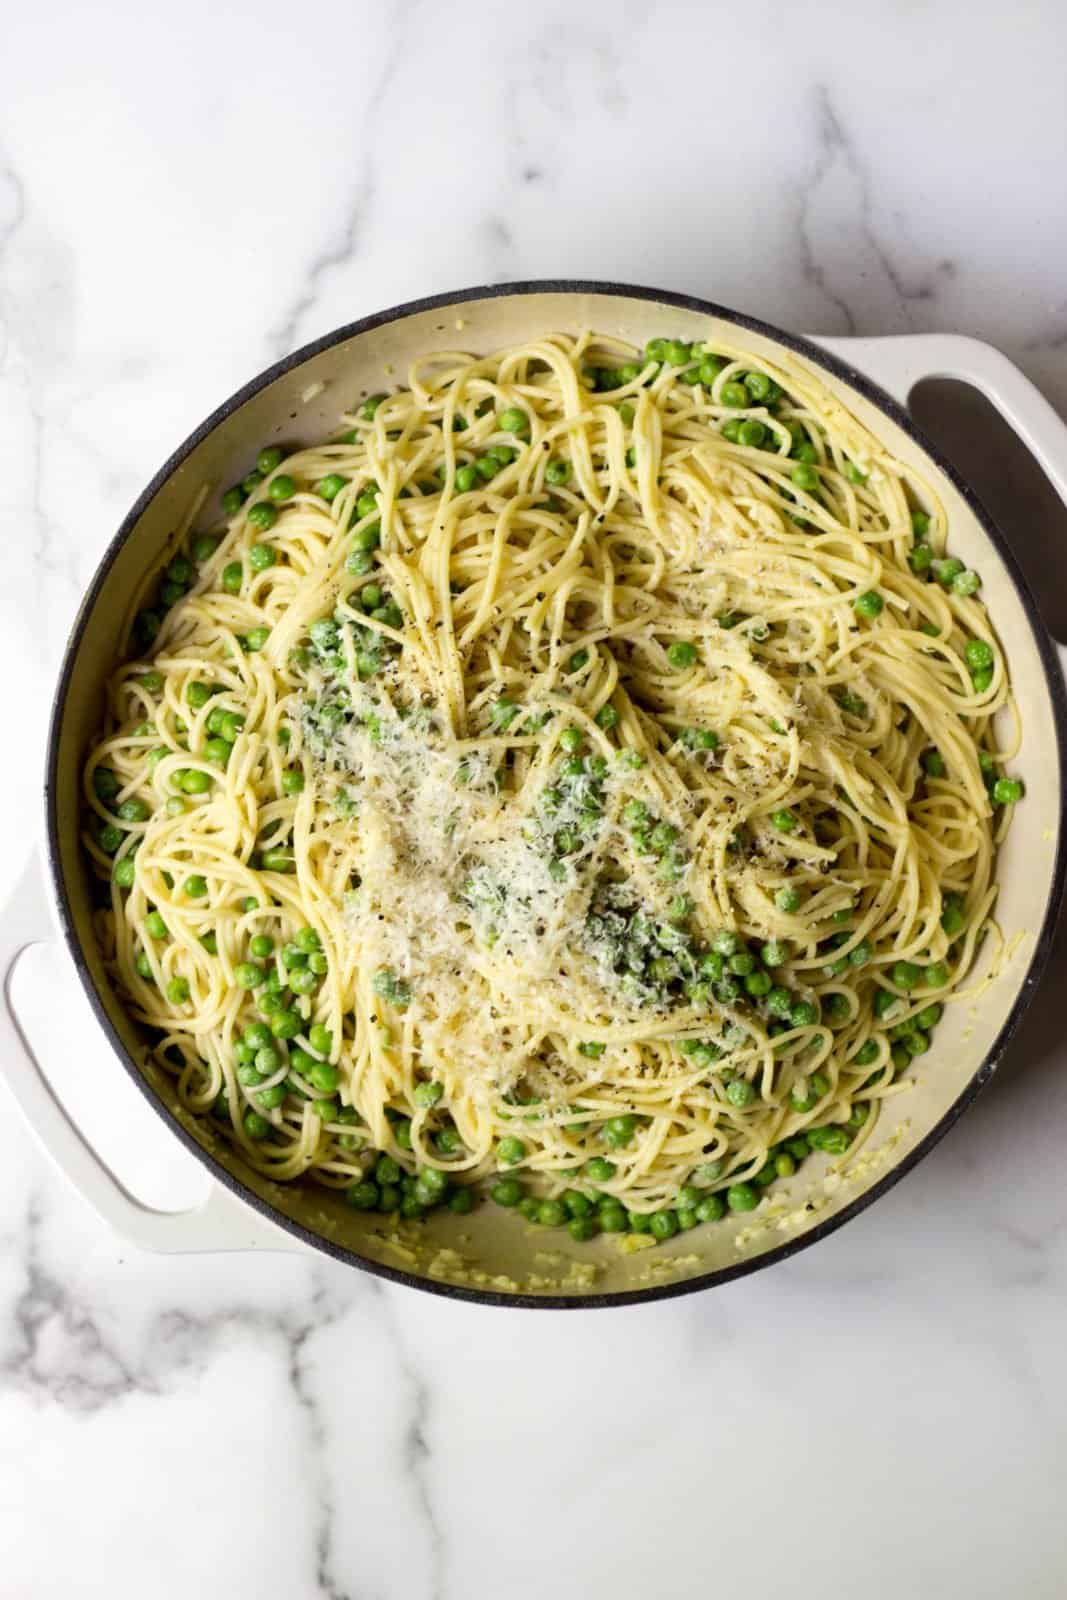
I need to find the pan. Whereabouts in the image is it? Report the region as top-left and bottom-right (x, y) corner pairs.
(4, 283), (1067, 1306)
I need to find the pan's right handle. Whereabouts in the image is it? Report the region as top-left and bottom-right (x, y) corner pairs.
(0, 851), (297, 1254)
(820, 333), (1067, 675)
(819, 333), (1067, 509)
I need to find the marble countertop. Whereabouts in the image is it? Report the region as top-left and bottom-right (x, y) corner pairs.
(3, 3), (1067, 1595)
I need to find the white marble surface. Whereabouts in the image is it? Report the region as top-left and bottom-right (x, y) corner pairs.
(3, 3), (1067, 1595)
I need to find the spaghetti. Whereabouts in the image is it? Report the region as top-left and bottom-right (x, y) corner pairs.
(82, 330), (1024, 1241)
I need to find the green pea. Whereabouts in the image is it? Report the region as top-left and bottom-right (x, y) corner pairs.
(953, 569), (981, 596)
(165, 976), (189, 1005)
(922, 749), (947, 779)
(852, 1040), (881, 1067)
(529, 1198), (563, 1228)
(807, 1125), (850, 1154)
(314, 474), (346, 504)
(766, 986), (793, 1019)
(222, 562), (243, 593)
(648, 1210), (677, 1241)
(932, 557), (964, 587)
(260, 848), (294, 872)
(137, 913), (165, 946)
(133, 610), (161, 648)
(695, 1193), (726, 1223)
(165, 554), (193, 586)
(298, 1060), (334, 1097)
(965, 638), (994, 672)
(720, 381), (749, 408)
(843, 461), (867, 485)
(760, 940), (787, 968)
(414, 1080), (444, 1108)
(281, 768), (305, 796)
(775, 886), (801, 913)
(443, 1186), (472, 1215)
(375, 1152), (399, 1190)
(415, 1166), (448, 1203)
(248, 543), (276, 573)
(909, 544), (934, 573)
(497, 407), (528, 435)
(721, 418), (743, 442)
(792, 462), (819, 493)
(233, 963), (263, 990)
(244, 1111), (270, 1140)
(568, 649), (590, 673)
(892, 960), (922, 991)
(117, 796), (150, 823)
(873, 987), (900, 1019)
(726, 1183), (758, 1213)
(201, 737), (229, 767)
(268, 473), (296, 503)
(110, 857), (135, 889)
(309, 1023), (333, 1058)
(667, 640), (698, 669)
(251, 447), (283, 477)
(771, 809), (797, 833)
(182, 874), (207, 898)
(911, 510), (931, 537)
(585, 1156), (616, 1182)
(854, 590), (883, 618)
(222, 486), (245, 517)
(269, 1010), (300, 1040)
(247, 502), (278, 533)
(491, 1177), (523, 1207)
(559, 1189), (592, 1219)
(545, 459), (571, 485)
(351, 395), (386, 425)
(738, 419), (767, 448)
(726, 1078), (755, 1108)
(994, 777), (1024, 805)
(790, 1000), (819, 1028)
(345, 1180), (379, 1210)
(603, 1115), (637, 1148)
(497, 1136), (526, 1165)
(179, 768), (211, 795)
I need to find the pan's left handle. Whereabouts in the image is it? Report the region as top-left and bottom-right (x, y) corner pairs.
(0, 850), (298, 1254)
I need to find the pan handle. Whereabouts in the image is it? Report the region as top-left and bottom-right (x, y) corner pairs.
(0, 851), (299, 1254)
(819, 332), (1067, 514)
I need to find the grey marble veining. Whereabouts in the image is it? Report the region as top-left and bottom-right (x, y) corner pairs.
(3, 2), (1067, 1595)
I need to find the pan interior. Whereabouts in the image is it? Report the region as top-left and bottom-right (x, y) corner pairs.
(48, 288), (1065, 1302)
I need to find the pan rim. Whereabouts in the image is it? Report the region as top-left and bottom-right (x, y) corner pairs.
(44, 278), (1067, 1308)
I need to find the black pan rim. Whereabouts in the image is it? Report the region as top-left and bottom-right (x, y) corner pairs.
(44, 278), (1067, 1308)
